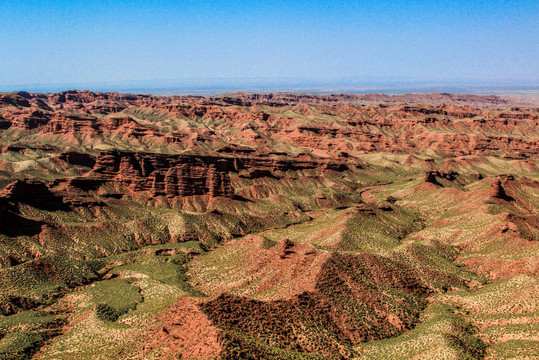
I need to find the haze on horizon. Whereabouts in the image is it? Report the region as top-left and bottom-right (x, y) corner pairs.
(1, 0), (538, 93)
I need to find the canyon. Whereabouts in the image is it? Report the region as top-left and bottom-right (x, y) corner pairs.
(0, 90), (537, 359)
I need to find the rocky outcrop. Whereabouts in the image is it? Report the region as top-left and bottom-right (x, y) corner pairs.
(9, 110), (51, 130)
(42, 113), (98, 134)
(423, 170), (458, 184)
(90, 151), (236, 199)
(0, 295), (39, 316)
(88, 150), (352, 200)
(47, 177), (105, 206)
(424, 171), (438, 184)
(0, 93), (31, 108)
(489, 178), (508, 199)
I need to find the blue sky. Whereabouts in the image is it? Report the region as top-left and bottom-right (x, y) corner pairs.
(1, 0), (538, 89)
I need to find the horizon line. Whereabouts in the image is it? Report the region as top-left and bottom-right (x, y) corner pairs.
(1, 77), (538, 97)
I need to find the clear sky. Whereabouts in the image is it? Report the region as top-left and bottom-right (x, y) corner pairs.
(1, 0), (538, 89)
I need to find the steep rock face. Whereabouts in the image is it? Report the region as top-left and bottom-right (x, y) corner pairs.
(90, 151), (236, 198)
(8, 110), (51, 130)
(46, 90), (147, 113)
(0, 93), (32, 108)
(48, 177), (105, 206)
(43, 113), (99, 134)
(39, 113), (186, 145)
(489, 178), (508, 199)
(424, 171), (438, 184)
(423, 170), (457, 184)
(88, 151), (350, 200)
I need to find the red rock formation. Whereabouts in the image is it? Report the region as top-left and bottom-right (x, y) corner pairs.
(90, 151), (236, 199)
(43, 113), (98, 134)
(89, 149), (352, 199)
(8, 110), (51, 130)
(209, 92), (515, 107)
(424, 171), (439, 184)
(0, 89), (538, 359)
(1, 90), (537, 158)
(489, 178), (507, 199)
(0, 295), (39, 316)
